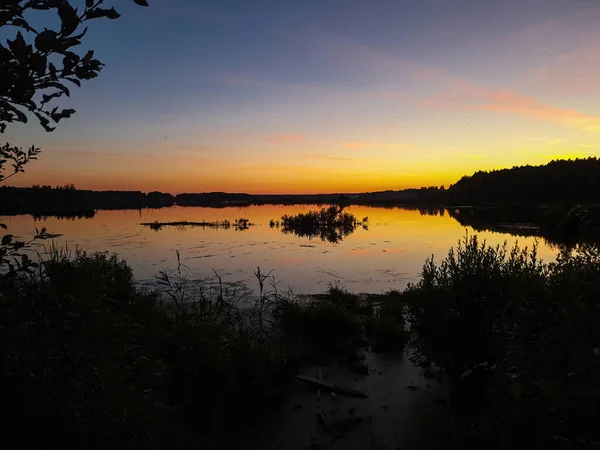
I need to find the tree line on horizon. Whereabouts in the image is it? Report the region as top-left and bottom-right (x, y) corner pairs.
(446, 157), (600, 204)
(1, 157), (600, 215)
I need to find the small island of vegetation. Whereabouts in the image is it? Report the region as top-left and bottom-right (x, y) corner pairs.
(278, 206), (369, 243)
(142, 218), (253, 231)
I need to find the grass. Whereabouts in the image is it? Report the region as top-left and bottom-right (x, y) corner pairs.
(274, 282), (407, 363)
(0, 251), (289, 449)
(363, 290), (408, 352)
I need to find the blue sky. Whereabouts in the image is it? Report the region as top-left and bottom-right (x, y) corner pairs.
(5, 0), (600, 193)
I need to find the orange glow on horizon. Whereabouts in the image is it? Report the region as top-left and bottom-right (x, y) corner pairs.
(7, 150), (594, 195)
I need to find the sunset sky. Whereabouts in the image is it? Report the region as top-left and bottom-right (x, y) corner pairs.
(5, 0), (600, 194)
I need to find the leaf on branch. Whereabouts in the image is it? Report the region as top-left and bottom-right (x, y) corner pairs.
(42, 92), (63, 104)
(65, 77), (81, 87)
(2, 235), (13, 246)
(134, 0), (150, 6)
(31, 3), (51, 10)
(27, 146), (41, 157)
(3, 103), (28, 124)
(8, 32), (29, 58)
(86, 7), (121, 20)
(59, 37), (82, 51)
(64, 51), (80, 62)
(60, 109), (76, 119)
(49, 62), (57, 78)
(39, 81), (70, 97)
(83, 50), (94, 63)
(32, 54), (47, 76)
(12, 18), (29, 28)
(63, 55), (76, 74)
(0, 224), (7, 230)
(72, 26), (89, 40)
(51, 108), (76, 122)
(58, 2), (80, 36)
(35, 30), (59, 52)
(34, 112), (56, 132)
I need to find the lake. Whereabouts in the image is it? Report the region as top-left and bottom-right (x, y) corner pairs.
(1, 204), (559, 296)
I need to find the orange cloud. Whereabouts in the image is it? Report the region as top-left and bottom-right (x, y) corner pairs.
(422, 83), (600, 133)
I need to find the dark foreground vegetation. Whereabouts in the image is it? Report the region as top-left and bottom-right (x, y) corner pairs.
(404, 235), (600, 449)
(3, 233), (600, 448)
(0, 248), (405, 450)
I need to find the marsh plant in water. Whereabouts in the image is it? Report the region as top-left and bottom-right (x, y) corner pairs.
(279, 205), (369, 243)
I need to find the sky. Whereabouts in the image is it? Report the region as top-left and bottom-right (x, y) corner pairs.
(4, 0), (600, 194)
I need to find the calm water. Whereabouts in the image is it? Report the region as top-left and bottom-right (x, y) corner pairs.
(1, 205), (559, 295)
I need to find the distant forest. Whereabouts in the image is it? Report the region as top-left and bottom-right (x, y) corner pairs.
(1, 158), (599, 216)
(355, 157), (600, 205)
(447, 157), (600, 204)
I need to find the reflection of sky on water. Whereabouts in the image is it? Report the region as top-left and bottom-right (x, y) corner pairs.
(2, 205), (559, 296)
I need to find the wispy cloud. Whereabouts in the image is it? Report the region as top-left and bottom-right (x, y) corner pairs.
(258, 134), (305, 144)
(310, 154), (355, 162)
(521, 41), (600, 95)
(343, 141), (372, 149)
(313, 33), (600, 135)
(422, 83), (600, 133)
(342, 141), (414, 151)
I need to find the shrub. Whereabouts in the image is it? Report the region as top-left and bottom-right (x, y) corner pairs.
(405, 233), (600, 448)
(0, 252), (169, 449)
(0, 251), (291, 449)
(363, 291), (407, 352)
(405, 234), (546, 376)
(368, 315), (408, 352)
(275, 299), (363, 357)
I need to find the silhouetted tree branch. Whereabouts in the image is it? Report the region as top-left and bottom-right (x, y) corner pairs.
(1, 0), (149, 134)
(1, 0), (149, 280)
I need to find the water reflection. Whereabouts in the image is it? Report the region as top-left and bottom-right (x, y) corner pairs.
(1, 205), (562, 295)
(279, 206), (369, 243)
(32, 210), (96, 221)
(446, 206), (599, 251)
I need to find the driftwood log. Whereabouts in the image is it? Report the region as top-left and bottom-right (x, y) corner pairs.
(296, 375), (367, 398)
